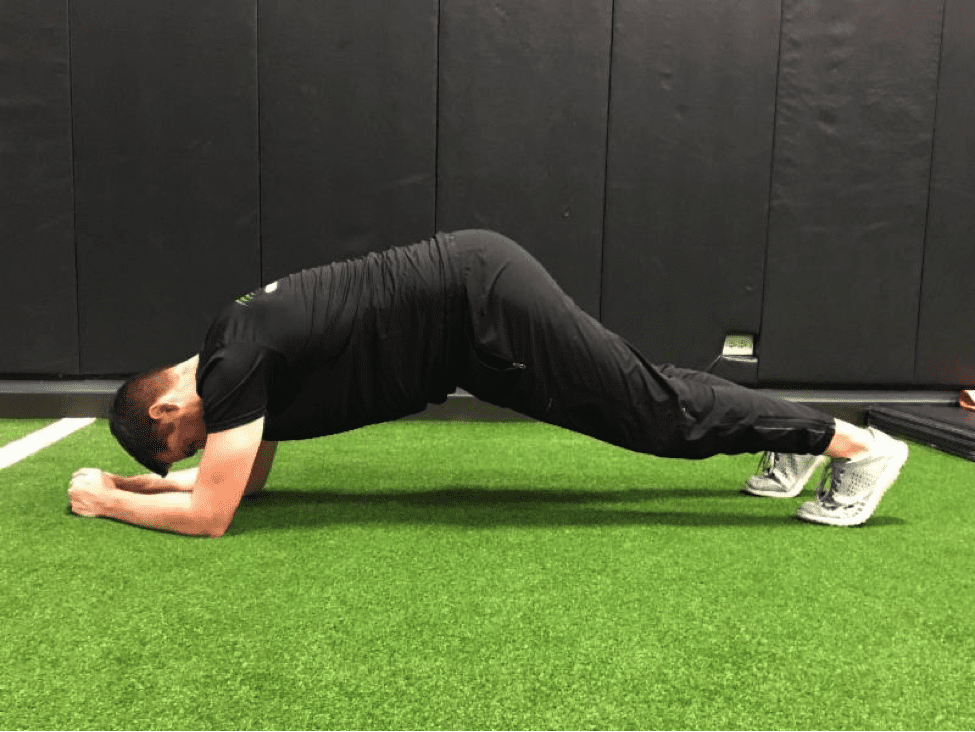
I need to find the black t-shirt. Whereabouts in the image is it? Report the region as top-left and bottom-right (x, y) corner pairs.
(196, 235), (456, 440)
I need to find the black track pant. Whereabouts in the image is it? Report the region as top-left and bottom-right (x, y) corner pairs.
(442, 230), (836, 459)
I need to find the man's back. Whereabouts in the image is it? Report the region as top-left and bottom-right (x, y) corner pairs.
(196, 235), (460, 441)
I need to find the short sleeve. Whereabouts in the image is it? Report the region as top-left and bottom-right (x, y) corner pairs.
(197, 343), (284, 434)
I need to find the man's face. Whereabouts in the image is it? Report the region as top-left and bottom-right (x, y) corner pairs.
(146, 357), (207, 474)
(155, 407), (208, 471)
(159, 428), (207, 468)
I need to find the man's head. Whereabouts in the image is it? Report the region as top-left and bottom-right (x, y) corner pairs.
(109, 357), (206, 477)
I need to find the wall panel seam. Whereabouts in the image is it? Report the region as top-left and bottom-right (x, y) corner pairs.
(433, 0), (443, 235)
(67, 0), (82, 376)
(257, 0), (263, 285)
(913, 0), (950, 383)
(596, 0), (618, 324)
(757, 0), (787, 378)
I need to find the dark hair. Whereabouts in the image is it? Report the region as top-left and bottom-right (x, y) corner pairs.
(109, 366), (178, 478)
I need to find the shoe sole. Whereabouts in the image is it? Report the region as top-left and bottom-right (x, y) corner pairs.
(797, 438), (909, 527)
(742, 454), (830, 499)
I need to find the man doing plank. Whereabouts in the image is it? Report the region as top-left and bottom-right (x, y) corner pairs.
(69, 230), (908, 535)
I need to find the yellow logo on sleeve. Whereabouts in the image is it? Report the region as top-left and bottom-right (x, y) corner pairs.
(236, 281), (280, 306)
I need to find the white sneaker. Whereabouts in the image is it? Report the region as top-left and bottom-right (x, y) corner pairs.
(796, 428), (909, 527)
(742, 452), (829, 498)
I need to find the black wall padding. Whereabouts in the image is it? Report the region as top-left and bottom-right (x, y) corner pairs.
(760, 0), (944, 386)
(437, 0), (612, 317)
(601, 0), (781, 370)
(915, 0), (975, 387)
(71, 0), (260, 375)
(0, 1), (78, 374)
(259, 0), (438, 282)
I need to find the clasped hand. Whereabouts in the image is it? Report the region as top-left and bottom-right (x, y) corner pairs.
(68, 468), (115, 517)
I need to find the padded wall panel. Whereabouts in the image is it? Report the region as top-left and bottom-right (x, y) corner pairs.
(601, 0), (780, 369)
(915, 0), (975, 387)
(437, 0), (612, 317)
(760, 0), (943, 385)
(0, 1), (78, 374)
(260, 0), (438, 281)
(71, 0), (260, 375)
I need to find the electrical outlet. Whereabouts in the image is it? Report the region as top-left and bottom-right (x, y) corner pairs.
(722, 333), (755, 358)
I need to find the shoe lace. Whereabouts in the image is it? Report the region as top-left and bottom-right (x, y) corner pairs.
(815, 460), (842, 503)
(758, 451), (775, 477)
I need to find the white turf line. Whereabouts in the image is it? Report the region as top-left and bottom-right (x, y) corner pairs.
(0, 418), (96, 470)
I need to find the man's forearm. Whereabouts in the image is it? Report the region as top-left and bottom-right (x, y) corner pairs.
(101, 489), (221, 536)
(111, 468), (198, 493)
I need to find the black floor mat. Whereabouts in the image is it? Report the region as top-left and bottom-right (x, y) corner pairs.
(867, 403), (975, 461)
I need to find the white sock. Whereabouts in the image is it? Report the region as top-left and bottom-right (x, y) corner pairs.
(849, 427), (876, 461)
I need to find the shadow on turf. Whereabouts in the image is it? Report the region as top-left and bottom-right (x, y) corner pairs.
(232, 487), (906, 532)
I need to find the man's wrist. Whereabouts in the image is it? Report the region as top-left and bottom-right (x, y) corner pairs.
(99, 487), (122, 518)
(112, 473), (164, 493)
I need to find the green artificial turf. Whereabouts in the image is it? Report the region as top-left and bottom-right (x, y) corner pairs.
(1, 418), (973, 730)
(0, 418), (56, 445)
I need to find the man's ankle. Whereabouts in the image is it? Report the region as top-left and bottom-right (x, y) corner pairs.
(824, 422), (874, 460)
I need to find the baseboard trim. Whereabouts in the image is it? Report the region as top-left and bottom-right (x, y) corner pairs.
(0, 380), (960, 426)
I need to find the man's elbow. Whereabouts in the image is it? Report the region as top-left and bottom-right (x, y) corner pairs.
(200, 521), (230, 538)
(196, 512), (233, 537)
(187, 489), (239, 537)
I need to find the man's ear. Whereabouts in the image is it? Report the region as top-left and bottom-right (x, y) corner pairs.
(148, 401), (179, 422)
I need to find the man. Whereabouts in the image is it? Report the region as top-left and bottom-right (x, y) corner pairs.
(68, 230), (908, 536)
